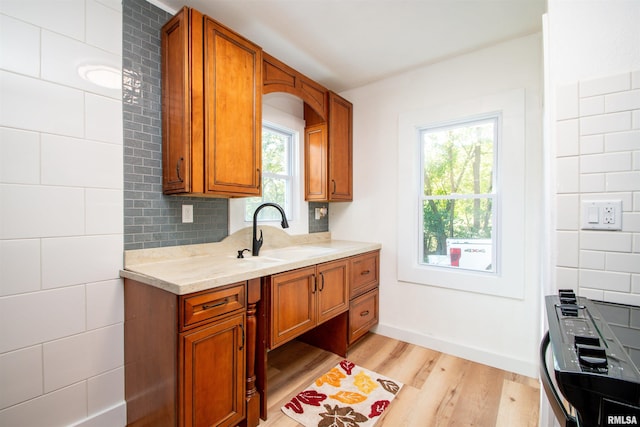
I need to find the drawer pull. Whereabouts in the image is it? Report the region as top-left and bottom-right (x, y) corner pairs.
(360, 310), (370, 317)
(202, 298), (228, 310)
(240, 324), (245, 350)
(360, 270), (370, 275)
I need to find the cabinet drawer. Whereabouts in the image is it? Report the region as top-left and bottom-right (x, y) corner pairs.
(349, 288), (379, 345)
(350, 251), (379, 298)
(181, 283), (246, 329)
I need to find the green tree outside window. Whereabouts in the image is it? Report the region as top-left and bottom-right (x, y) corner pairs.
(420, 116), (498, 272)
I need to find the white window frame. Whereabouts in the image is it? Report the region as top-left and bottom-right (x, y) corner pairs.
(418, 114), (500, 274)
(397, 89), (526, 299)
(244, 121), (295, 222)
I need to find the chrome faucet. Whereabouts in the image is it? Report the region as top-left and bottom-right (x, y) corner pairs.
(252, 202), (289, 256)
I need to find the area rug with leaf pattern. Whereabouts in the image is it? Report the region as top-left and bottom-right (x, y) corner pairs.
(281, 359), (403, 427)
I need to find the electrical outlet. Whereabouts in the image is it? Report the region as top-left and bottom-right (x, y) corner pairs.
(603, 207), (615, 224)
(581, 200), (622, 230)
(182, 205), (193, 223)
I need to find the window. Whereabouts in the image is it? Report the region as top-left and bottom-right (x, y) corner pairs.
(245, 122), (294, 221)
(397, 89), (526, 299)
(419, 116), (498, 273)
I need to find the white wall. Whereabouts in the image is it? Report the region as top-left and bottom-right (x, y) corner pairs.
(0, 1), (125, 426)
(332, 33), (543, 377)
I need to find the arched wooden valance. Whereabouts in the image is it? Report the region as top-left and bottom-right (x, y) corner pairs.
(262, 52), (328, 121)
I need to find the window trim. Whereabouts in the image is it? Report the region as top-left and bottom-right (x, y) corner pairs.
(418, 113), (500, 274)
(245, 121), (295, 222)
(397, 89), (526, 299)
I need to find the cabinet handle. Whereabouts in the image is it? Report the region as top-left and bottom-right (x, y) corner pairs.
(360, 310), (370, 317)
(331, 179), (336, 194)
(176, 157), (184, 182)
(319, 272), (325, 292)
(239, 323), (245, 350)
(312, 276), (317, 294)
(202, 298), (228, 310)
(360, 270), (370, 276)
(257, 168), (261, 189)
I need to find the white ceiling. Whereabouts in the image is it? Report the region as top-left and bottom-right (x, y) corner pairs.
(153, 0), (546, 92)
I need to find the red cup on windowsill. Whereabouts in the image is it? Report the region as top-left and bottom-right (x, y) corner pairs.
(450, 248), (461, 267)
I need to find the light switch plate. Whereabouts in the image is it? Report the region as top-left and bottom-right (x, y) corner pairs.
(182, 204), (193, 223)
(581, 200), (622, 230)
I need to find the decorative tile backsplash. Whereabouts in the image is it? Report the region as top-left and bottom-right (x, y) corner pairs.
(123, 0), (228, 250)
(555, 69), (640, 306)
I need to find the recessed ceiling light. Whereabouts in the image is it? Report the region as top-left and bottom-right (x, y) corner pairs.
(78, 64), (122, 89)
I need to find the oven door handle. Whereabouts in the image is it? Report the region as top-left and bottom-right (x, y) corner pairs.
(540, 331), (578, 427)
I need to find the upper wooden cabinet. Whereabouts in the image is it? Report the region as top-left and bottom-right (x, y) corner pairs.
(261, 52), (353, 202)
(304, 92), (353, 202)
(161, 7), (262, 197)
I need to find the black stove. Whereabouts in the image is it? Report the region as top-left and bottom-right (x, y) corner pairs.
(541, 290), (640, 427)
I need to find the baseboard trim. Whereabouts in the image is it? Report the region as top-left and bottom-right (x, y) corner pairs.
(374, 323), (538, 378)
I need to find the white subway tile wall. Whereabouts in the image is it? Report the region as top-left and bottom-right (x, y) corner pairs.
(0, 0), (125, 425)
(555, 69), (640, 305)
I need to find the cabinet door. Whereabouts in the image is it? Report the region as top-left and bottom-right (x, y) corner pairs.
(161, 8), (198, 194)
(328, 92), (353, 201)
(316, 259), (349, 324)
(181, 313), (246, 427)
(270, 266), (317, 348)
(204, 17), (262, 196)
(304, 123), (327, 201)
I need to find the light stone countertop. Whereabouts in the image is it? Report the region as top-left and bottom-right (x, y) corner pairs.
(120, 226), (381, 295)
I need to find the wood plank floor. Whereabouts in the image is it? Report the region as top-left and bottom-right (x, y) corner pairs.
(258, 333), (540, 426)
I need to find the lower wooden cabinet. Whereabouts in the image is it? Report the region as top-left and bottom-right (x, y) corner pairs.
(348, 251), (380, 346)
(125, 279), (251, 427)
(264, 252), (379, 350)
(125, 250), (380, 426)
(267, 259), (349, 349)
(180, 313), (245, 427)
